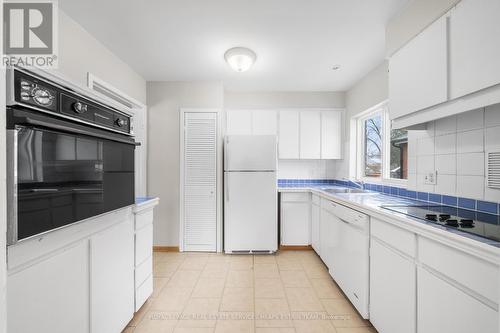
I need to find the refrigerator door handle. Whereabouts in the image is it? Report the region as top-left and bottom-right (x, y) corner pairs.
(225, 173), (229, 201)
(225, 136), (229, 170)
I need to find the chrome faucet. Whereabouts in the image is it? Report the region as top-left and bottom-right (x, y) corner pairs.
(343, 178), (364, 189)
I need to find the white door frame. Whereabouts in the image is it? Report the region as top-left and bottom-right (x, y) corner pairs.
(179, 108), (223, 252)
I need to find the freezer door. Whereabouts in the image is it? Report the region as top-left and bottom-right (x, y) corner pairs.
(224, 171), (277, 252)
(225, 135), (277, 171)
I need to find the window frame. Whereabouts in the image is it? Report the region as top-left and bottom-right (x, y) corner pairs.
(355, 101), (408, 185)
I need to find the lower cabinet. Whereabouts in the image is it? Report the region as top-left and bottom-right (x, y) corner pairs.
(417, 266), (497, 333)
(311, 196), (321, 254)
(281, 193), (310, 246)
(370, 239), (416, 333)
(134, 203), (156, 311)
(7, 241), (89, 333)
(90, 219), (135, 333)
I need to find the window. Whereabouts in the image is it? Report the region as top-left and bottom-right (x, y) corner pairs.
(357, 103), (407, 182)
(363, 114), (382, 178)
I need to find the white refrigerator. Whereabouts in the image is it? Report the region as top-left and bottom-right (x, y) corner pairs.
(224, 135), (277, 253)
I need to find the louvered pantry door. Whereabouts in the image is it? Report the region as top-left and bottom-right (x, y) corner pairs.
(183, 112), (217, 251)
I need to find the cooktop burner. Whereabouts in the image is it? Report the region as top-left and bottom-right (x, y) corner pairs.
(380, 204), (500, 242)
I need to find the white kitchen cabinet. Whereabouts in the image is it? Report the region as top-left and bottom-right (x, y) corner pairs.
(449, 0), (500, 99)
(7, 241), (89, 333)
(225, 110), (252, 135)
(279, 110), (300, 159)
(133, 198), (158, 313)
(321, 111), (342, 159)
(389, 15), (448, 120)
(417, 266), (497, 333)
(299, 111), (321, 159)
(226, 109), (278, 135)
(281, 192), (310, 245)
(311, 195), (321, 254)
(253, 110), (278, 135)
(90, 219), (135, 333)
(370, 239), (416, 333)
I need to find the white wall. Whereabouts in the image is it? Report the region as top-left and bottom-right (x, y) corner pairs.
(386, 0), (460, 56)
(148, 81), (224, 247)
(408, 105), (500, 202)
(334, 61), (389, 179)
(225, 91), (344, 180)
(56, 10), (147, 105)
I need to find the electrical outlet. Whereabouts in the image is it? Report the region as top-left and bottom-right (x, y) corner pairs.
(424, 171), (437, 185)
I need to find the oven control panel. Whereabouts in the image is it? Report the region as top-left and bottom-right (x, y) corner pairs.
(11, 69), (132, 135)
(14, 73), (58, 112)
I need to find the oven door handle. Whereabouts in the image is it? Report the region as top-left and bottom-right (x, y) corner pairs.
(16, 116), (140, 146)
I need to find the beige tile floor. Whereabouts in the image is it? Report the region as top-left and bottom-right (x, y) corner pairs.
(124, 250), (377, 333)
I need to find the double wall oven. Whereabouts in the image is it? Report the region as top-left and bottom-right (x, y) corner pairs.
(6, 68), (137, 245)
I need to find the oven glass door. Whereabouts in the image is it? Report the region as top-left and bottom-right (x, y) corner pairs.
(15, 125), (134, 241)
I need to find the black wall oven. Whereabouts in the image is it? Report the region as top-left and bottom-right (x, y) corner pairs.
(6, 68), (137, 245)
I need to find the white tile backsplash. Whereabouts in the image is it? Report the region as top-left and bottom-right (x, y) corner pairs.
(409, 103), (500, 202)
(435, 134), (456, 154)
(457, 129), (484, 154)
(417, 137), (435, 156)
(457, 109), (484, 132)
(456, 153), (485, 176)
(278, 160), (333, 179)
(485, 104), (500, 127)
(417, 155), (435, 174)
(485, 126), (500, 151)
(436, 154), (456, 175)
(435, 116), (456, 136)
(457, 175), (484, 200)
(435, 174), (456, 196)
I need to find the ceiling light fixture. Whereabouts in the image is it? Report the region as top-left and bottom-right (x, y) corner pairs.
(332, 64), (341, 70)
(224, 47), (257, 72)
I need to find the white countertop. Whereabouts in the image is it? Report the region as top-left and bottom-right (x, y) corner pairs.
(279, 185), (500, 263)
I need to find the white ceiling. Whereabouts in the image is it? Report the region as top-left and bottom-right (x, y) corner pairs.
(59, 0), (408, 92)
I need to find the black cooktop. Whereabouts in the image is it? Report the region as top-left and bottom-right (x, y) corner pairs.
(380, 204), (500, 242)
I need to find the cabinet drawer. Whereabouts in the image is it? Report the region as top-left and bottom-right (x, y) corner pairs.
(419, 237), (498, 303)
(371, 218), (416, 258)
(135, 224), (153, 265)
(281, 192), (310, 202)
(135, 255), (152, 287)
(135, 274), (153, 312)
(135, 210), (153, 230)
(311, 194), (320, 205)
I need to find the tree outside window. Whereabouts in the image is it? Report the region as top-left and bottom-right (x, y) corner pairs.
(359, 105), (408, 181)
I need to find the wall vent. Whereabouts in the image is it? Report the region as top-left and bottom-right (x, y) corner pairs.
(487, 152), (500, 190)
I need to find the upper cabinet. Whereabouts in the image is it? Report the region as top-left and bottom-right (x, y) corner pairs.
(226, 110), (252, 135)
(389, 15), (448, 120)
(279, 110), (300, 159)
(389, 0), (500, 127)
(449, 0), (500, 99)
(253, 110), (278, 135)
(321, 111), (342, 159)
(226, 109), (343, 160)
(226, 109), (278, 135)
(299, 111), (321, 159)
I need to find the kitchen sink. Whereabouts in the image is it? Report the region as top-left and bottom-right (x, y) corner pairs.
(321, 188), (377, 195)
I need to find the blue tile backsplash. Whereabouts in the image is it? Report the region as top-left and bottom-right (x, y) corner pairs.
(278, 178), (500, 216)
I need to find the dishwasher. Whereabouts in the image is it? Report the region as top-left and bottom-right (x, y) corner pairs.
(327, 201), (370, 319)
